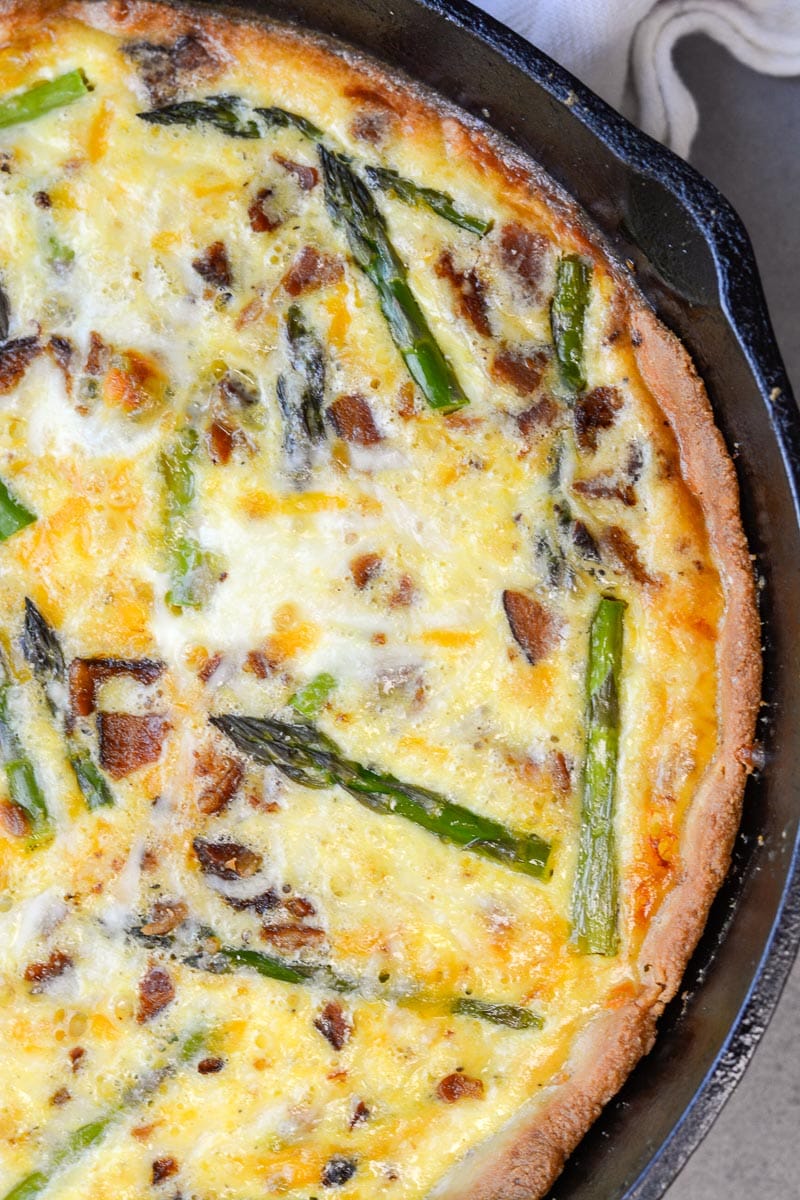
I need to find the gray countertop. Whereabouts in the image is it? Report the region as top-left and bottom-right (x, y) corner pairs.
(662, 32), (800, 1200)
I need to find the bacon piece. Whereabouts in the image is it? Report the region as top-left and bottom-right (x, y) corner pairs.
(435, 250), (491, 337)
(69, 1046), (85, 1072)
(502, 590), (560, 665)
(600, 525), (657, 586)
(285, 895), (316, 919)
(194, 743), (244, 815)
(50, 1088), (71, 1106)
(328, 394), (382, 445)
(151, 1156), (178, 1184)
(499, 223), (549, 294)
(574, 386), (623, 453)
(97, 713), (169, 779)
(314, 1001), (351, 1051)
(260, 924), (325, 952)
(283, 245), (343, 298)
(223, 888), (280, 915)
(0, 337), (41, 395)
(85, 330), (110, 376)
(69, 657), (164, 717)
(248, 188), (282, 233)
(273, 153), (319, 190)
(350, 552), (382, 590)
(350, 109), (391, 145)
(24, 950), (72, 992)
(102, 350), (165, 415)
(123, 35), (219, 105)
(0, 801), (30, 838)
(349, 1099), (370, 1128)
(490, 347), (548, 397)
(573, 475), (636, 506)
(137, 965), (175, 1023)
(47, 335), (74, 387)
(197, 1056), (224, 1074)
(206, 418), (235, 465)
(436, 1072), (484, 1103)
(517, 396), (558, 440)
(193, 837), (263, 880)
(389, 574), (416, 608)
(243, 649), (273, 678)
(198, 651), (223, 683)
(192, 241), (232, 290)
(140, 899), (188, 936)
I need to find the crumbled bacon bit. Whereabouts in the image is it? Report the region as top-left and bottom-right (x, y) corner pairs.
(206, 417), (235, 465)
(434, 250), (491, 337)
(224, 888), (280, 915)
(69, 656), (164, 717)
(69, 1046), (85, 1072)
(151, 1156), (179, 1184)
(314, 1001), (351, 1051)
(198, 651), (223, 683)
(601, 525), (657, 586)
(499, 223), (549, 294)
(0, 801), (30, 838)
(140, 899), (188, 937)
(261, 924), (325, 951)
(85, 330), (110, 376)
(122, 34), (219, 105)
(396, 381), (418, 420)
(50, 1088), (71, 1106)
(0, 337), (41, 395)
(573, 475), (636, 506)
(197, 1056), (224, 1074)
(194, 744), (244, 815)
(548, 749), (572, 795)
(98, 713), (169, 779)
(273, 153), (319, 190)
(574, 386), (623, 453)
(436, 1072), (484, 1103)
(24, 950), (72, 992)
(192, 241), (232, 290)
(351, 109), (391, 144)
(389, 574), (416, 608)
(283, 245), (343, 297)
(350, 552), (383, 589)
(193, 837), (263, 880)
(517, 396), (558, 440)
(244, 649), (273, 678)
(328, 394), (382, 445)
(34, 190), (52, 209)
(248, 188), (282, 233)
(47, 335), (74, 389)
(285, 895), (316, 918)
(349, 1099), (370, 1128)
(137, 965), (175, 1023)
(490, 346), (548, 396)
(502, 590), (560, 665)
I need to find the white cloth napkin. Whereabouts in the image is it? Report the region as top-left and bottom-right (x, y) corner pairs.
(477, 0), (800, 157)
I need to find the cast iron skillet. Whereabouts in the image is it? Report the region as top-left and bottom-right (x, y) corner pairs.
(180, 0), (800, 1194)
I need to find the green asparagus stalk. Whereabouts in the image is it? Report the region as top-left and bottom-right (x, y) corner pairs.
(254, 105), (323, 139)
(0, 649), (52, 846)
(550, 254), (592, 394)
(320, 146), (469, 413)
(0, 1031), (208, 1200)
(21, 598), (113, 810)
(0, 477), (35, 543)
(290, 671), (336, 719)
(0, 70), (91, 131)
(138, 93), (262, 137)
(161, 427), (214, 609)
(286, 305), (326, 444)
(571, 596), (625, 955)
(450, 997), (543, 1030)
(365, 165), (492, 236)
(211, 715), (550, 877)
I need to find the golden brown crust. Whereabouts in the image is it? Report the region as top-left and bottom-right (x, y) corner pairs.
(0, 3), (762, 1197)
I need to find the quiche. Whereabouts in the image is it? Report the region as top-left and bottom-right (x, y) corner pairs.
(0, 3), (760, 1199)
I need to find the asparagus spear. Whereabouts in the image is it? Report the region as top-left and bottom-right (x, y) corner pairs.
(211, 715), (551, 877)
(21, 598), (113, 810)
(0, 1031), (208, 1200)
(550, 254), (592, 394)
(319, 146), (469, 413)
(571, 596), (625, 955)
(0, 70), (91, 131)
(0, 648), (52, 845)
(138, 94), (262, 138)
(365, 165), (492, 236)
(254, 105), (323, 139)
(161, 427), (214, 609)
(286, 305), (326, 444)
(450, 997), (543, 1030)
(0, 477), (35, 543)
